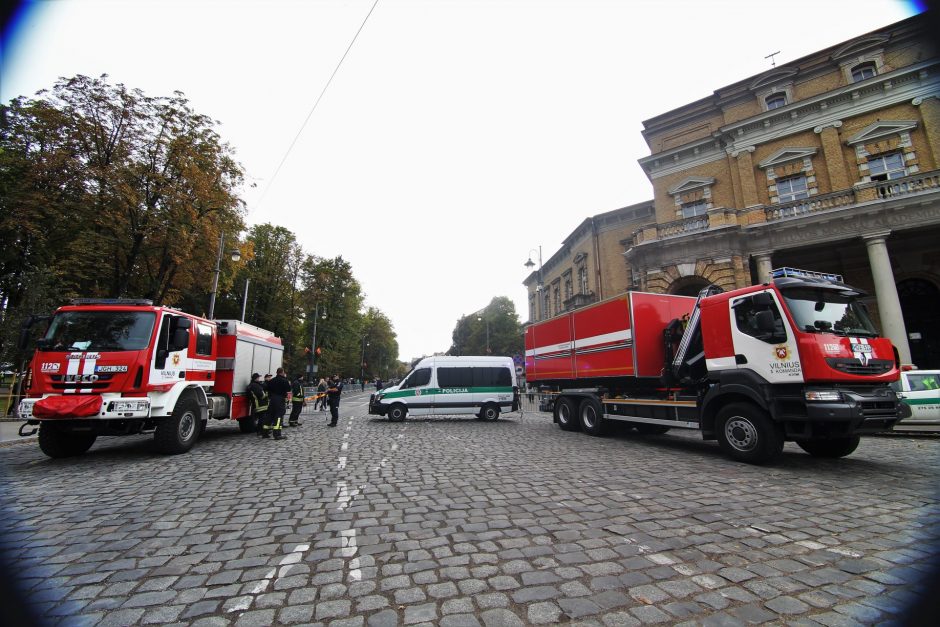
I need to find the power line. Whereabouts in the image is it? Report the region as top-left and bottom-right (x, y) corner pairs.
(254, 0), (381, 211)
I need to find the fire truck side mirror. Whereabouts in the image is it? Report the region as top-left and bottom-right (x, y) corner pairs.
(18, 315), (51, 351)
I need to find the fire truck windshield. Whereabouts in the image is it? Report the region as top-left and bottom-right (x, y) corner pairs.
(781, 288), (878, 337)
(41, 311), (157, 352)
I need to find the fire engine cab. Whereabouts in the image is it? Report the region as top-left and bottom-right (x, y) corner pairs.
(17, 299), (282, 458)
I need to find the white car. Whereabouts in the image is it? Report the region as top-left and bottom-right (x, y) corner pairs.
(891, 370), (940, 426)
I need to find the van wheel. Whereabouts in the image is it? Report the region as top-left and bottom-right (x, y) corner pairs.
(579, 398), (607, 436)
(388, 404), (407, 422)
(556, 397), (579, 431)
(796, 436), (860, 458)
(716, 402), (783, 465)
(155, 395), (202, 454)
(481, 404), (500, 421)
(38, 423), (96, 458)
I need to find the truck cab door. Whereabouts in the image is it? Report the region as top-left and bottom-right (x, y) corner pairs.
(729, 291), (802, 383)
(149, 314), (191, 385)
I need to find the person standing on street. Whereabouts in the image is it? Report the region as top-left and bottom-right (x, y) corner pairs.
(327, 374), (344, 427)
(248, 373), (269, 435)
(289, 373), (305, 427)
(263, 368), (291, 440)
(316, 377), (328, 411)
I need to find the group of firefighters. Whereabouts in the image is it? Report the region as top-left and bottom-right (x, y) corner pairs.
(246, 370), (344, 440)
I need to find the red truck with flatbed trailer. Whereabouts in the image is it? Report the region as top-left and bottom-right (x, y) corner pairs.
(525, 268), (907, 464)
(17, 299), (283, 458)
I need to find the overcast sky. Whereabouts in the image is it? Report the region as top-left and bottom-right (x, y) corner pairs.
(2, 0), (921, 362)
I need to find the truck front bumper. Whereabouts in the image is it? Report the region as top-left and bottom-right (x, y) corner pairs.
(801, 388), (904, 434)
(18, 395), (152, 421)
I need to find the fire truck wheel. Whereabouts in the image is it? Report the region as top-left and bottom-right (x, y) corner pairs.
(796, 436), (860, 458)
(579, 398), (607, 435)
(238, 416), (257, 434)
(388, 404), (407, 422)
(716, 402), (783, 465)
(155, 395), (202, 454)
(480, 404), (500, 421)
(556, 397), (579, 431)
(38, 423), (97, 458)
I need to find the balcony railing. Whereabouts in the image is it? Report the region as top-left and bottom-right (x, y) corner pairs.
(764, 188), (856, 221)
(658, 214), (709, 239)
(866, 169), (940, 200)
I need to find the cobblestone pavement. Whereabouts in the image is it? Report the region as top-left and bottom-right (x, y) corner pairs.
(1, 391), (939, 626)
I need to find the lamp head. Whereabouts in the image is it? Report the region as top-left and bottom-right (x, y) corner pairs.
(524, 258), (535, 270)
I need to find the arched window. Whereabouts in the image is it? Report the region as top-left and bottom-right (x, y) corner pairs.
(851, 62), (877, 82)
(765, 92), (787, 110)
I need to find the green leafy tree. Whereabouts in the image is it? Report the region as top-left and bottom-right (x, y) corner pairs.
(0, 74), (245, 365)
(448, 296), (524, 357)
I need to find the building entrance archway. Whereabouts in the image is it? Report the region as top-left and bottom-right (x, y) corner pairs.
(669, 277), (711, 297)
(898, 277), (940, 369)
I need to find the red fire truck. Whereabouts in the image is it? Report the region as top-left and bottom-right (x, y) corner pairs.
(17, 299), (283, 458)
(525, 268), (907, 464)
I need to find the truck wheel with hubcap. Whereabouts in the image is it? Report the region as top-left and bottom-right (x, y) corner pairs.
(796, 436), (860, 458)
(716, 402), (783, 464)
(387, 404), (407, 422)
(155, 395), (202, 454)
(480, 404), (500, 421)
(579, 398), (607, 435)
(556, 397), (579, 431)
(38, 423), (97, 458)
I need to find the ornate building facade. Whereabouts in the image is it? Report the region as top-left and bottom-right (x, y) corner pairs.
(524, 13), (939, 368)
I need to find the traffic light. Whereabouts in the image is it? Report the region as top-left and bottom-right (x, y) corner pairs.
(315, 347), (322, 356)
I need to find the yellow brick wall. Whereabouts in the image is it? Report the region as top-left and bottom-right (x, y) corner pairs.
(646, 113), (724, 154)
(652, 158), (735, 220)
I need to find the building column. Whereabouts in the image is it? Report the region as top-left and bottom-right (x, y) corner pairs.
(753, 253), (773, 284)
(864, 233), (912, 366)
(814, 121), (849, 190)
(733, 146), (760, 207)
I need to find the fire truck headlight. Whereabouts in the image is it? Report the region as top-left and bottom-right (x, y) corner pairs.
(111, 400), (150, 412)
(805, 390), (842, 402)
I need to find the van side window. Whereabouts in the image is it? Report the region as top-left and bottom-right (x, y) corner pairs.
(402, 368), (431, 389)
(438, 367), (472, 387)
(473, 367), (511, 387)
(733, 294), (787, 344)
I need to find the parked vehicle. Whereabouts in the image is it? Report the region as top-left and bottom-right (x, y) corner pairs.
(525, 268), (907, 464)
(17, 299), (283, 457)
(369, 356), (519, 421)
(891, 369), (940, 426)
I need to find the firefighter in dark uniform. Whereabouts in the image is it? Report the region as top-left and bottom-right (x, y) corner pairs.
(327, 374), (343, 427)
(288, 374), (305, 427)
(263, 368), (291, 440)
(248, 373), (269, 434)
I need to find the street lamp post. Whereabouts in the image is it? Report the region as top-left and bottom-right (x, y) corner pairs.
(308, 303), (326, 384)
(240, 279), (250, 322)
(524, 246), (543, 321)
(208, 232), (242, 320)
(476, 315), (490, 354)
(360, 336), (370, 382)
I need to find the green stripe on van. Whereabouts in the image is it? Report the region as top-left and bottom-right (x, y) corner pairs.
(380, 386), (512, 399)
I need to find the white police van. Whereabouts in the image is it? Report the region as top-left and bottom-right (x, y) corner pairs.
(369, 356), (519, 422)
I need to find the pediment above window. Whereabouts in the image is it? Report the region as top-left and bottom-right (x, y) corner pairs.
(758, 147), (817, 169)
(846, 120), (918, 145)
(749, 67), (798, 91)
(831, 34), (889, 62)
(668, 177), (716, 195)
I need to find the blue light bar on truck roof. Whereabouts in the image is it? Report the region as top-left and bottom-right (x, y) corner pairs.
(771, 267), (843, 283)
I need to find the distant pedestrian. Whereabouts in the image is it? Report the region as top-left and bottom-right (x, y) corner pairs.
(263, 368), (291, 440)
(316, 378), (328, 410)
(327, 374), (344, 427)
(288, 373), (305, 427)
